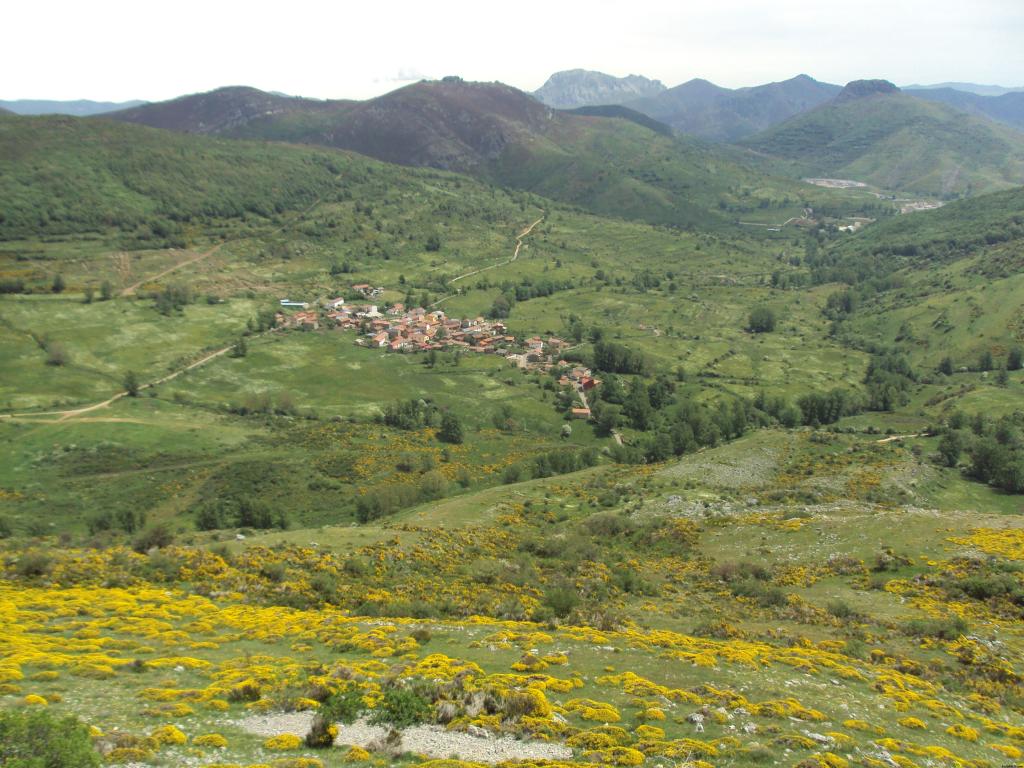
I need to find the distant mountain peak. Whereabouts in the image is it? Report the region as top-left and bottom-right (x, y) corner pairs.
(534, 70), (665, 109)
(835, 79), (901, 102)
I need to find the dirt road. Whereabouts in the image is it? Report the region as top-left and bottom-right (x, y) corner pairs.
(431, 216), (544, 306)
(120, 243), (226, 297)
(0, 337), (261, 423)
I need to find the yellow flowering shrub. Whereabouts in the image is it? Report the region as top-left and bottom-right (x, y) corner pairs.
(22, 694), (47, 706)
(898, 717), (927, 730)
(843, 719), (885, 735)
(106, 747), (155, 763)
(990, 744), (1023, 759)
(634, 725), (664, 740)
(264, 734), (303, 750)
(565, 698), (621, 722)
(151, 724), (187, 745)
(344, 746), (372, 761)
(945, 724), (979, 741)
(567, 732), (619, 750)
(193, 733), (229, 748)
(270, 759), (324, 768)
(583, 747), (645, 766)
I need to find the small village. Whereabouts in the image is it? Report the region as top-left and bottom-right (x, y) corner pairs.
(275, 285), (599, 418)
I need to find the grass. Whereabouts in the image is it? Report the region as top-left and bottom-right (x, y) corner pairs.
(745, 93), (1024, 198)
(3, 98), (1024, 768)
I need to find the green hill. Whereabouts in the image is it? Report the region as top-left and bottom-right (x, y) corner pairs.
(0, 113), (367, 240)
(744, 82), (1024, 198)
(104, 81), (873, 231)
(812, 186), (1024, 370)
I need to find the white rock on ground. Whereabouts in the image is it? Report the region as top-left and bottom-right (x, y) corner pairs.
(234, 713), (574, 764)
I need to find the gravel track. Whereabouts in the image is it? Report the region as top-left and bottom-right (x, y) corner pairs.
(234, 713), (573, 764)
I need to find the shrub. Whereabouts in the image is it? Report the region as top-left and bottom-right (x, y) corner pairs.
(826, 599), (855, 619)
(150, 724), (187, 745)
(369, 687), (432, 728)
(132, 522), (174, 553)
(304, 714), (338, 748)
(730, 579), (786, 606)
(0, 708), (101, 767)
(321, 688), (365, 724)
(904, 616), (968, 640)
(748, 307), (777, 333)
(45, 343), (69, 367)
(192, 733), (228, 748)
(543, 579), (581, 618)
(15, 550), (52, 577)
(264, 733), (303, 750)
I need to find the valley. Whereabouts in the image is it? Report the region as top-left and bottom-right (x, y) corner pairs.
(2, 61), (1024, 768)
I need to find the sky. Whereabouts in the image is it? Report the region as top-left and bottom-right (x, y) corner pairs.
(4, 0), (1023, 101)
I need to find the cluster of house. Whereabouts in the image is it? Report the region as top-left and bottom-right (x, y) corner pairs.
(275, 296), (569, 359)
(274, 291), (596, 417)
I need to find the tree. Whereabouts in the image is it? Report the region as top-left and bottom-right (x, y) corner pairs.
(1008, 347), (1023, 371)
(438, 411), (464, 444)
(45, 342), (69, 366)
(123, 370), (140, 397)
(0, 709), (101, 767)
(594, 406), (619, 437)
(938, 356), (954, 376)
(978, 349), (994, 371)
(83, 286), (95, 304)
(748, 307), (776, 333)
(230, 336), (248, 358)
(623, 377), (653, 430)
(425, 233), (442, 252)
(51, 274), (65, 294)
(997, 366), (1009, 387)
(937, 431), (964, 468)
(489, 294), (512, 319)
(100, 280), (113, 301)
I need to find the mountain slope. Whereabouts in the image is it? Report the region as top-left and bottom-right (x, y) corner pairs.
(906, 87), (1024, 131)
(561, 104), (674, 137)
(626, 74), (841, 141)
(106, 86), (351, 135)
(744, 81), (1024, 197)
(0, 113), (362, 239)
(836, 185), (1024, 266)
(904, 82), (1024, 97)
(533, 69), (665, 109)
(0, 99), (147, 116)
(106, 80), (841, 231)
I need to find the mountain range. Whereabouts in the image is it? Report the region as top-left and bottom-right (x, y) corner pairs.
(905, 87), (1024, 131)
(624, 74), (841, 142)
(0, 98), (146, 116)
(101, 80), (829, 230)
(533, 69), (665, 109)
(533, 70), (1024, 139)
(743, 80), (1024, 198)
(902, 82), (1024, 97)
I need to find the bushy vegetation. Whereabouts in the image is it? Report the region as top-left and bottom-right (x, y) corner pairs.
(0, 709), (101, 767)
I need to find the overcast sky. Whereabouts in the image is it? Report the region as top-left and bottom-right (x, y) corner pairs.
(4, 0), (1023, 101)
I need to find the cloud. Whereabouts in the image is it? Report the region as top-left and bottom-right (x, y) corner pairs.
(375, 67), (431, 84)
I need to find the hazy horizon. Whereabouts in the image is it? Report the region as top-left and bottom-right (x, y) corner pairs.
(4, 0), (1023, 102)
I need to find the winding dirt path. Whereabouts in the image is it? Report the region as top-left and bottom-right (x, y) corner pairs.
(120, 243), (226, 297)
(430, 215), (544, 306)
(0, 336), (267, 423)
